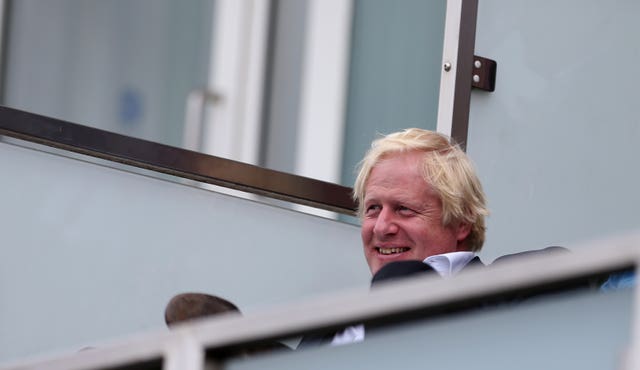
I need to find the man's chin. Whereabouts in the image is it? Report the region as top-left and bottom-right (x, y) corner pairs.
(370, 255), (416, 275)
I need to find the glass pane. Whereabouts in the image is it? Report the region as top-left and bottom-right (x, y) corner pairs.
(0, 140), (368, 363)
(3, 0), (449, 194)
(226, 287), (632, 370)
(3, 0), (213, 148)
(467, 1), (640, 261)
(261, 0), (446, 188)
(340, 0), (446, 187)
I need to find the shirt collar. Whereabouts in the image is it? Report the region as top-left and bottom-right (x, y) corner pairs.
(423, 251), (475, 278)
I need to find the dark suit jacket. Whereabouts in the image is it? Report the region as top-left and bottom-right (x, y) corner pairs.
(297, 256), (484, 348)
(297, 249), (581, 349)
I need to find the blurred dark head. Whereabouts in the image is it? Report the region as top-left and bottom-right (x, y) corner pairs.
(165, 292), (240, 327)
(371, 260), (437, 287)
(165, 292), (291, 356)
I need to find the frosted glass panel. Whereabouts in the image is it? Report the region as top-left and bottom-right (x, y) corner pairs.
(3, 0), (213, 149)
(467, 1), (640, 261)
(227, 288), (632, 370)
(340, 0), (446, 187)
(0, 140), (367, 363)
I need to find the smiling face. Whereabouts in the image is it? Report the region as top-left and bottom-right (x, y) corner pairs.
(361, 151), (471, 275)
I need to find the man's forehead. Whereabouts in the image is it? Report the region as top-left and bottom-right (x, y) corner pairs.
(368, 153), (429, 181)
(364, 172), (435, 202)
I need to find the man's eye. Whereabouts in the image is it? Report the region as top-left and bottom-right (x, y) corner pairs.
(398, 206), (415, 215)
(365, 205), (380, 214)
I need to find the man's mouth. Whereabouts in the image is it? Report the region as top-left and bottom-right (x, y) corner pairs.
(376, 247), (410, 255)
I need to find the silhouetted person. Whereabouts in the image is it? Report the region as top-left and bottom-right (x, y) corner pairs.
(165, 292), (240, 327)
(164, 292), (290, 356)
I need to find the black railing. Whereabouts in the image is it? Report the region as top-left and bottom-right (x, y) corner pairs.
(0, 106), (357, 215)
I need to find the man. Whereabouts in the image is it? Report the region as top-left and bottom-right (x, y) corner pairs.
(354, 128), (488, 277)
(299, 128), (489, 347)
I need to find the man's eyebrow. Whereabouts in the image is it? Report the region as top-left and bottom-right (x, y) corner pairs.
(398, 195), (433, 209)
(364, 195), (426, 208)
(362, 197), (378, 205)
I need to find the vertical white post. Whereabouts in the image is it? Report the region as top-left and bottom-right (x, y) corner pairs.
(627, 252), (640, 369)
(436, 0), (477, 147)
(164, 334), (205, 370)
(292, 0), (353, 218)
(294, 0), (354, 184)
(202, 0), (271, 165)
(436, 0), (463, 137)
(0, 0), (8, 97)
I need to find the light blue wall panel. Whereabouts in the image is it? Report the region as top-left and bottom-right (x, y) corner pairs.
(340, 0), (446, 187)
(4, 0), (213, 148)
(467, 1), (640, 261)
(228, 288), (632, 370)
(0, 141), (367, 362)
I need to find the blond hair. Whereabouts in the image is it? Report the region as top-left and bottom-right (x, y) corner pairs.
(353, 128), (488, 251)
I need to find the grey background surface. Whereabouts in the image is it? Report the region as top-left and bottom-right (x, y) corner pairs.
(468, 0), (640, 262)
(228, 288), (632, 370)
(0, 141), (367, 362)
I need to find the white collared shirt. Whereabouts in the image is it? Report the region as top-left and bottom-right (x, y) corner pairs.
(329, 251), (476, 346)
(423, 251), (476, 278)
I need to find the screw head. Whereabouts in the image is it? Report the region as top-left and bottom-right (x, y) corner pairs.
(443, 62), (452, 72)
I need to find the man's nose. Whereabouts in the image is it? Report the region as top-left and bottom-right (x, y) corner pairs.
(373, 208), (398, 236)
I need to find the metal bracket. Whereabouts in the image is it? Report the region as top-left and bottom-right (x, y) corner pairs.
(471, 55), (496, 92)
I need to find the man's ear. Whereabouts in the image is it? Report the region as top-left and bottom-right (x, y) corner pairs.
(455, 222), (472, 243)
